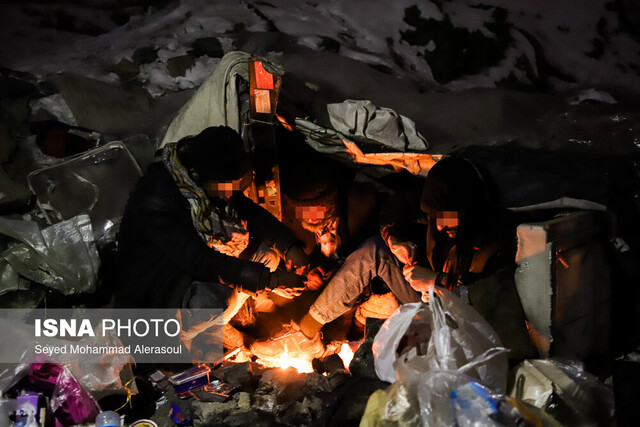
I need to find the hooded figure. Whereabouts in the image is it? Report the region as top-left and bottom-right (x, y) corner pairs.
(419, 156), (512, 290)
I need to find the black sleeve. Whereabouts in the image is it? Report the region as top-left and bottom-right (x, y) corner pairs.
(234, 193), (305, 262)
(136, 179), (270, 293)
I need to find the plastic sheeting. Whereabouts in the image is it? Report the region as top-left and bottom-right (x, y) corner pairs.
(0, 355), (101, 426)
(160, 51), (285, 147)
(0, 214), (99, 295)
(328, 100), (429, 152)
(27, 141), (142, 243)
(0, 316), (133, 396)
(295, 118), (438, 177)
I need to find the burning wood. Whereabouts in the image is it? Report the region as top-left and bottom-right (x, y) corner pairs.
(249, 340), (359, 374)
(275, 344), (314, 373)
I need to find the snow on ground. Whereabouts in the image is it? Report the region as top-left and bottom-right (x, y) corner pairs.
(1, 0), (639, 98)
(1, 0), (640, 160)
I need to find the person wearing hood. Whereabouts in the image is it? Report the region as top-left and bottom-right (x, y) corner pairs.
(401, 156), (516, 298)
(250, 156), (535, 361)
(116, 126), (308, 349)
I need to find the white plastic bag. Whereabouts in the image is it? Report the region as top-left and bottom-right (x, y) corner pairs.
(370, 287), (509, 425)
(373, 287), (508, 390)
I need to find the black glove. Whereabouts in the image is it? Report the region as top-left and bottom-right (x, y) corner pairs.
(285, 244), (310, 269)
(268, 269), (305, 289)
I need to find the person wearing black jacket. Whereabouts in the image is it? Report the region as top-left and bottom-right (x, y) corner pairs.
(116, 126), (308, 348)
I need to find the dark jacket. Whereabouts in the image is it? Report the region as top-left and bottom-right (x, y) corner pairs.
(116, 162), (301, 308)
(381, 166), (536, 359)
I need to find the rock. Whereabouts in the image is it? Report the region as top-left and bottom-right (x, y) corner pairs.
(237, 392), (251, 409)
(192, 393), (273, 426)
(167, 55), (195, 78)
(190, 37), (224, 58)
(267, 371), (307, 404)
(257, 368), (332, 405)
(50, 73), (152, 137)
(190, 399), (237, 426)
(303, 372), (332, 394)
(258, 367), (299, 389)
(278, 395), (324, 426)
(279, 400), (313, 426)
(328, 372), (349, 390)
(324, 377), (390, 427)
(223, 410), (261, 426)
(133, 46), (158, 65)
(323, 354), (345, 375)
(252, 393), (277, 412)
(312, 357), (324, 374)
(349, 318), (385, 379)
(114, 58), (139, 81)
(223, 361), (252, 386)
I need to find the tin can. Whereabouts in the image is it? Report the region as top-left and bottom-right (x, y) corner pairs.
(168, 365), (211, 398)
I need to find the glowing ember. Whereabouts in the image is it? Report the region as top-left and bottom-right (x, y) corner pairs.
(278, 344), (314, 373)
(337, 342), (355, 370)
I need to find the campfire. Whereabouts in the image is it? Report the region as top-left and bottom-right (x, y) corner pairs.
(277, 344), (314, 373)
(248, 340), (358, 374)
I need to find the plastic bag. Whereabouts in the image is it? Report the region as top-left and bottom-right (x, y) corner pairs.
(0, 398), (38, 427)
(370, 287), (509, 425)
(30, 361), (101, 426)
(373, 287), (508, 390)
(0, 356), (100, 426)
(0, 316), (133, 396)
(0, 214), (99, 295)
(508, 358), (615, 426)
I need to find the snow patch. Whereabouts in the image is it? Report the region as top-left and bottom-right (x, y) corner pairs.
(567, 89), (617, 105)
(30, 94), (78, 126)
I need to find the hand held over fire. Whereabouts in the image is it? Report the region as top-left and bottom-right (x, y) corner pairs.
(305, 266), (327, 291)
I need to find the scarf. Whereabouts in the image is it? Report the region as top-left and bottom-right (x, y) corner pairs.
(163, 143), (249, 257)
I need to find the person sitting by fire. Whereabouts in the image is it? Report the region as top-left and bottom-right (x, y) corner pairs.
(250, 156), (535, 362)
(279, 156), (380, 291)
(116, 126), (310, 351)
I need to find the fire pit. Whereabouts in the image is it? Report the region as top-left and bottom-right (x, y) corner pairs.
(246, 341), (358, 374)
(149, 318), (387, 426)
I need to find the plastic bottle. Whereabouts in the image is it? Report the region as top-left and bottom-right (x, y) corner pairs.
(451, 381), (500, 427)
(95, 411), (121, 427)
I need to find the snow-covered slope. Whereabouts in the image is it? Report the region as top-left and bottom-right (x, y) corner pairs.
(2, 0), (639, 98)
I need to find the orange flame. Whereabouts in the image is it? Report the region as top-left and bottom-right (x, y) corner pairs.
(276, 114), (294, 131)
(337, 342), (355, 370)
(278, 344), (314, 373)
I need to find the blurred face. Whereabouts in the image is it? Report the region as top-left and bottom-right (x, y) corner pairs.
(384, 235), (417, 265)
(435, 211), (460, 239)
(295, 205), (328, 225)
(205, 180), (244, 199)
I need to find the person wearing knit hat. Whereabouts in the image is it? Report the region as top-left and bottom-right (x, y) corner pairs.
(116, 126), (310, 351)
